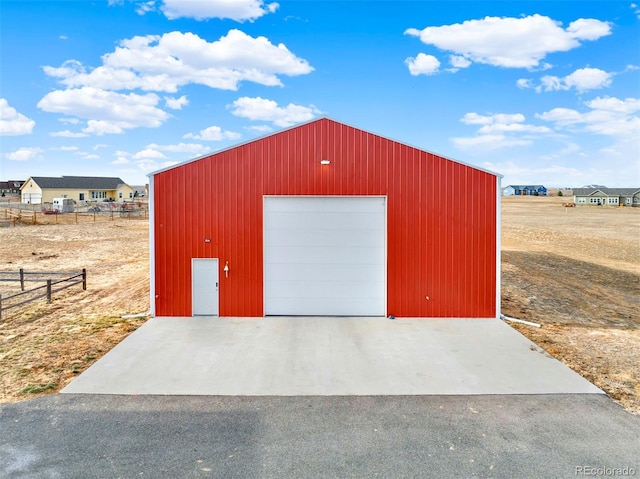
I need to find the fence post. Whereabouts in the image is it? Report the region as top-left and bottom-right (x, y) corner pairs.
(47, 279), (52, 303)
(20, 268), (24, 291)
(82, 269), (87, 290)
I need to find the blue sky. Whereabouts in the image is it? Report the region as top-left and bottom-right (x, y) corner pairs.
(1, 0), (639, 187)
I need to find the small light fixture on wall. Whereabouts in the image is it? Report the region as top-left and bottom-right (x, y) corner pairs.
(224, 261), (229, 278)
(204, 237), (211, 243)
(320, 159), (331, 165)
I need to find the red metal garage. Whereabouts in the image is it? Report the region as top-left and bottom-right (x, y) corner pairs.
(149, 117), (501, 318)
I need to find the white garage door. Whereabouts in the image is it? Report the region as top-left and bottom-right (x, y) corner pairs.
(264, 196), (386, 316)
(21, 193), (42, 204)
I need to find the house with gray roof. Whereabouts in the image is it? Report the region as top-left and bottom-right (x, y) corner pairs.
(20, 176), (134, 204)
(573, 187), (640, 207)
(503, 185), (547, 196)
(0, 180), (24, 196)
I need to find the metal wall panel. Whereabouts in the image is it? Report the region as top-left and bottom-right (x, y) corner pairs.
(152, 118), (497, 318)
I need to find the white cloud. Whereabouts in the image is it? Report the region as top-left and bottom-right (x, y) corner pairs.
(83, 120), (127, 135)
(0, 99), (35, 135)
(165, 95), (189, 110)
(133, 158), (180, 173)
(147, 142), (211, 154)
(516, 78), (533, 90)
(451, 134), (532, 150)
(59, 117), (80, 124)
(135, 1), (155, 15)
(38, 87), (170, 135)
(454, 112), (551, 151)
(405, 53), (440, 76)
(127, 143), (211, 172)
(483, 161), (590, 184)
(449, 55), (471, 69)
(50, 146), (79, 151)
(133, 148), (168, 160)
(245, 125), (273, 133)
(183, 126), (242, 141)
(83, 154), (100, 160)
(538, 68), (613, 92)
(50, 130), (88, 138)
(5, 147), (43, 161)
(229, 96), (320, 127)
(461, 112), (521, 125)
(43, 30), (313, 93)
(538, 141), (582, 161)
(160, 0), (278, 21)
(405, 14), (611, 69)
(537, 96), (640, 137)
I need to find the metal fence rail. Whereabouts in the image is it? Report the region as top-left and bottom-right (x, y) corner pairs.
(0, 269), (87, 321)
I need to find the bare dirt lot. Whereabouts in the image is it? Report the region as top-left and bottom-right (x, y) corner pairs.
(1, 197), (639, 413)
(501, 196), (639, 414)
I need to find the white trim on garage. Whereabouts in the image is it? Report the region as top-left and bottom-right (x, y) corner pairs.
(148, 174), (155, 316)
(264, 196), (387, 316)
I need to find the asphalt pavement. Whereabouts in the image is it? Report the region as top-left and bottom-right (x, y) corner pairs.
(2, 393), (639, 478)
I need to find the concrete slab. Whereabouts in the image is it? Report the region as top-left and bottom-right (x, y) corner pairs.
(62, 317), (603, 396)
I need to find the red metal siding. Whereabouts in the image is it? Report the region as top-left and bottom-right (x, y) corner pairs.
(152, 118), (497, 318)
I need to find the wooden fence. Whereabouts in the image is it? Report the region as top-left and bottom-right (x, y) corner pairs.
(0, 269), (87, 321)
(3, 207), (147, 226)
(4, 208), (37, 226)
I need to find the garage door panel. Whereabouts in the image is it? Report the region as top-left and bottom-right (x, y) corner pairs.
(264, 196), (385, 316)
(266, 246), (384, 264)
(266, 298), (386, 316)
(265, 211), (384, 231)
(264, 228), (384, 248)
(265, 280), (385, 299)
(266, 196), (384, 213)
(265, 263), (383, 282)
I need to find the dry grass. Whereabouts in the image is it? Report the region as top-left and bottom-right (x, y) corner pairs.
(501, 195), (640, 414)
(0, 219), (149, 401)
(1, 197), (638, 414)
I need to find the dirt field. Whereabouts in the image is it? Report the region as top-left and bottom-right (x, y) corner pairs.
(1, 197), (638, 413)
(501, 196), (639, 414)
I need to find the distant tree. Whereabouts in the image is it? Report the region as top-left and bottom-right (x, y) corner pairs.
(533, 191), (539, 196)
(558, 190), (563, 196)
(1, 191), (5, 197)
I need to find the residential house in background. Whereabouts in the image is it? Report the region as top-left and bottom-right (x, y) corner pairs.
(20, 176), (134, 204)
(573, 187), (640, 207)
(0, 180), (25, 196)
(503, 185), (547, 196)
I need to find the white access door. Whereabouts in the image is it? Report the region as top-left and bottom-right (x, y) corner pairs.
(264, 197), (386, 316)
(192, 258), (219, 316)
